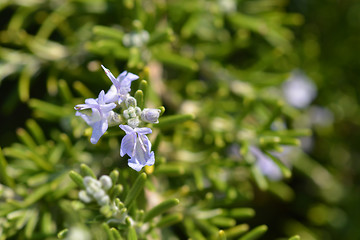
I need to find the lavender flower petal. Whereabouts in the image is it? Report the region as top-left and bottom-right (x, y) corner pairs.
(119, 125), (155, 171)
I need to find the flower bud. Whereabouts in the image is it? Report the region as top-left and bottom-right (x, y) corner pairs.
(84, 177), (100, 194)
(123, 110), (130, 119)
(141, 108), (161, 124)
(125, 96), (137, 108)
(79, 190), (92, 203)
(128, 107), (137, 118)
(135, 107), (141, 115)
(107, 111), (122, 126)
(127, 117), (140, 128)
(83, 176), (95, 186)
(93, 189), (106, 201)
(97, 195), (110, 206)
(99, 175), (112, 190)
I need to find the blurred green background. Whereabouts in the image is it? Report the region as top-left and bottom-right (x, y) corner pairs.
(0, 0), (359, 239)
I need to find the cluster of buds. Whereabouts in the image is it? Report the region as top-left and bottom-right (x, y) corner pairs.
(74, 65), (161, 171)
(122, 96), (160, 128)
(78, 176), (112, 206)
(77, 174), (130, 224)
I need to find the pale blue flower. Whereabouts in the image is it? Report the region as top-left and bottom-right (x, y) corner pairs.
(101, 65), (139, 104)
(119, 125), (155, 171)
(250, 146), (282, 180)
(282, 70), (317, 109)
(75, 90), (116, 144)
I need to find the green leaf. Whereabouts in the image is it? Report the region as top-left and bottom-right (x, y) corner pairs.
(139, 79), (148, 102)
(217, 230), (227, 240)
(25, 119), (46, 144)
(93, 25), (124, 41)
(264, 151), (292, 179)
(58, 79), (72, 102)
(209, 216), (236, 228)
(0, 148), (15, 188)
(194, 218), (219, 236)
(155, 114), (194, 129)
(16, 128), (37, 149)
(250, 165), (268, 190)
(184, 218), (207, 240)
(261, 129), (312, 138)
(227, 208), (255, 219)
(23, 184), (52, 207)
(69, 171), (85, 188)
(147, 28), (174, 46)
(134, 90), (144, 109)
(239, 225), (268, 240)
(124, 173), (147, 208)
(268, 181), (295, 202)
(289, 235), (301, 240)
(151, 133), (161, 153)
(60, 133), (74, 157)
(143, 198), (179, 222)
(194, 168), (204, 190)
(86, 40), (129, 59)
(18, 67), (31, 102)
(127, 226), (138, 240)
(152, 50), (198, 71)
(80, 163), (96, 178)
(3, 147), (53, 171)
(73, 81), (94, 99)
(102, 223), (115, 240)
(223, 224), (249, 238)
(155, 213), (183, 228)
(24, 209), (39, 238)
(127, 47), (143, 69)
(153, 164), (186, 176)
(260, 101), (282, 131)
(42, 211), (55, 234)
(29, 99), (72, 119)
(111, 228), (123, 240)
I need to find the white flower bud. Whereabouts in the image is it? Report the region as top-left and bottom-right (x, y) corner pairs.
(135, 107), (141, 115)
(93, 189), (106, 201)
(141, 108), (161, 124)
(83, 176), (94, 187)
(123, 110), (130, 119)
(78, 190), (92, 203)
(97, 195), (110, 206)
(85, 181), (101, 196)
(99, 175), (112, 190)
(85, 184), (97, 196)
(140, 30), (150, 43)
(127, 117), (140, 128)
(125, 96), (137, 108)
(128, 107), (137, 118)
(132, 35), (143, 47)
(107, 111), (122, 126)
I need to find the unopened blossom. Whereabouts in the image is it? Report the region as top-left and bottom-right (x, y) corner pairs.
(81, 176), (112, 206)
(119, 125), (155, 172)
(101, 65), (139, 104)
(141, 108), (161, 124)
(75, 90), (116, 144)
